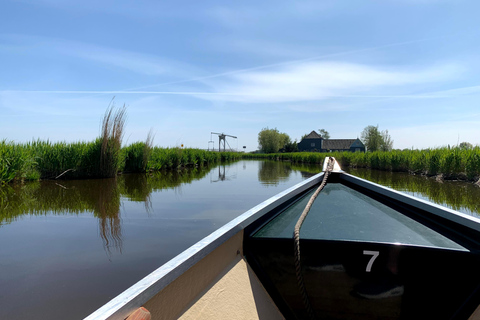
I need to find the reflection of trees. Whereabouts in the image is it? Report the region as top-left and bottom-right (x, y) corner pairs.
(347, 168), (480, 216)
(258, 161), (292, 186)
(0, 165), (215, 254)
(289, 163), (322, 179)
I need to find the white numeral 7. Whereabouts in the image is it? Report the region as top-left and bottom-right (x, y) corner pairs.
(363, 250), (379, 272)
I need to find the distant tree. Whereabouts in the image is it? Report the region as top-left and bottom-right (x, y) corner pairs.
(279, 132), (290, 148)
(361, 125), (393, 152)
(459, 142), (473, 150)
(361, 125), (381, 152)
(380, 130), (394, 151)
(258, 128), (293, 153)
(318, 129), (330, 139)
(283, 138), (298, 153)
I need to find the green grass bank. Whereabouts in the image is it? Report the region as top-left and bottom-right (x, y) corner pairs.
(0, 139), (240, 185)
(244, 148), (480, 182)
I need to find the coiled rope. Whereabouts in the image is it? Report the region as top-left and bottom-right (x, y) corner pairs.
(293, 157), (335, 320)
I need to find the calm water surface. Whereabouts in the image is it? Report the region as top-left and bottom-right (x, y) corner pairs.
(344, 167), (480, 217)
(1, 161), (479, 319)
(0, 160), (314, 320)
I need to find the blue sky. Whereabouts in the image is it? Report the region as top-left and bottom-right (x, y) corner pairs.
(1, 0), (479, 151)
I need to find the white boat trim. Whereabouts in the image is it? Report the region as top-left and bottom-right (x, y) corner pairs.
(85, 166), (480, 320)
(84, 172), (325, 320)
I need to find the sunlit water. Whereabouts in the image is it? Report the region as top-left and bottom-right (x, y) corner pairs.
(0, 161), (478, 319)
(0, 160), (314, 319)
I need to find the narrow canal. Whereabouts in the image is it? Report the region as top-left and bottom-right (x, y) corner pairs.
(0, 160), (313, 319)
(0, 160), (478, 319)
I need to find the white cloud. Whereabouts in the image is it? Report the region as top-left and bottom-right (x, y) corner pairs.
(198, 61), (464, 103)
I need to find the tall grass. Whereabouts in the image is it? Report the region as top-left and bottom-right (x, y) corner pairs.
(244, 147), (480, 182)
(148, 147), (239, 171)
(99, 105), (126, 178)
(123, 130), (154, 173)
(0, 140), (24, 185)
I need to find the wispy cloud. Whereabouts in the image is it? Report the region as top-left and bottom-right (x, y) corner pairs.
(2, 63), (472, 104)
(128, 36), (453, 91)
(198, 61), (464, 103)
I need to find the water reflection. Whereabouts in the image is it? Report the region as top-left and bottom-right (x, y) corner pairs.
(258, 161), (292, 185)
(210, 163), (237, 182)
(0, 165), (215, 253)
(258, 161), (321, 185)
(0, 179), (123, 253)
(345, 168), (480, 217)
(3, 162), (477, 257)
(0, 160), (317, 320)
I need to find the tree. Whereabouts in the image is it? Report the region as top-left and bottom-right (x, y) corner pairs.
(380, 130), (393, 151)
(361, 125), (393, 152)
(283, 138), (298, 153)
(459, 142), (473, 150)
(318, 129), (330, 139)
(258, 128), (295, 153)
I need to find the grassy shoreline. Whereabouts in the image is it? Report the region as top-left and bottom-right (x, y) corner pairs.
(244, 148), (480, 183)
(0, 139), (240, 185)
(2, 141), (479, 185)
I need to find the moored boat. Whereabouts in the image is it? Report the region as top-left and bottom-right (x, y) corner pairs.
(85, 158), (480, 320)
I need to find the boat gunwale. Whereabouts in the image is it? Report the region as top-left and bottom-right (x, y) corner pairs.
(84, 172), (326, 320)
(340, 172), (480, 233)
(86, 169), (480, 320)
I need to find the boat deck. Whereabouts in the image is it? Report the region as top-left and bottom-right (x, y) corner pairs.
(255, 182), (467, 251)
(245, 176), (480, 319)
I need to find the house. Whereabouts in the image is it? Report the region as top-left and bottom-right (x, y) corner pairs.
(297, 131), (365, 152)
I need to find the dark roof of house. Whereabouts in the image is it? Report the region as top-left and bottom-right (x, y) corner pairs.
(322, 139), (357, 150)
(304, 131), (322, 139)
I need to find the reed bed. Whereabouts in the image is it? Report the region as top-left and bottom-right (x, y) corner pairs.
(244, 147), (480, 182)
(148, 147), (240, 171)
(0, 140), (24, 185)
(0, 140), (240, 184)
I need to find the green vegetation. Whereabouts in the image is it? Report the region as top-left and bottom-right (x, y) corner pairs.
(257, 127), (297, 153)
(0, 141), (240, 185)
(244, 147), (480, 182)
(361, 125), (393, 152)
(0, 165), (216, 226)
(0, 105), (241, 185)
(318, 129), (330, 139)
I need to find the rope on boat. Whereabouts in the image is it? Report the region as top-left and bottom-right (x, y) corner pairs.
(293, 157), (335, 320)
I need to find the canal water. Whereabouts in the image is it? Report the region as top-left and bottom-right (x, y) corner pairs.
(0, 160), (478, 319)
(0, 160), (314, 320)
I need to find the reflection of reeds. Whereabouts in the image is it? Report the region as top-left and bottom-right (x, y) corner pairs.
(346, 168), (480, 216)
(0, 178), (124, 253)
(245, 148), (480, 182)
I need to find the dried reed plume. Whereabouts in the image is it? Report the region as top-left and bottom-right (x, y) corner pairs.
(100, 102), (127, 178)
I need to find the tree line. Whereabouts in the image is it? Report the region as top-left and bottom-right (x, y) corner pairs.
(258, 125), (475, 154)
(257, 125), (394, 154)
